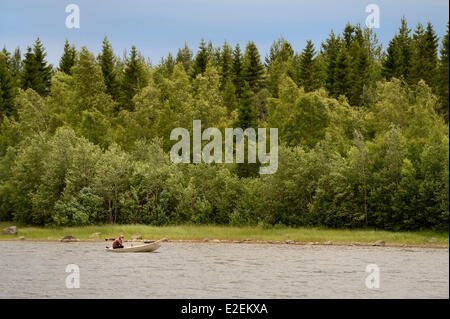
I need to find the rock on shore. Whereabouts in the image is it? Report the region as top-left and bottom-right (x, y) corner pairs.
(61, 235), (79, 242)
(2, 226), (17, 235)
(372, 240), (386, 246)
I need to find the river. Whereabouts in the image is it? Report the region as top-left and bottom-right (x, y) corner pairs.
(0, 242), (448, 298)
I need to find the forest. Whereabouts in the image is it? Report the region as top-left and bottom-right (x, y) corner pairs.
(0, 18), (448, 230)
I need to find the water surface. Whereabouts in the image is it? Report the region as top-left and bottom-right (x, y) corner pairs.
(0, 242), (448, 298)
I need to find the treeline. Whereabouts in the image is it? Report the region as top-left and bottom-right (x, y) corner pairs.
(0, 18), (448, 230)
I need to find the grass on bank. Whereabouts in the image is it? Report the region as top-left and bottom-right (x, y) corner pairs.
(0, 222), (448, 246)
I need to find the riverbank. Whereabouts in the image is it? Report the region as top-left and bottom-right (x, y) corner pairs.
(0, 223), (448, 248)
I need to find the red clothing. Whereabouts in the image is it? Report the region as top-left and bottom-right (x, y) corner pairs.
(112, 237), (123, 248)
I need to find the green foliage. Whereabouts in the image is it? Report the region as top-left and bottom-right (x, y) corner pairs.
(0, 20), (448, 230)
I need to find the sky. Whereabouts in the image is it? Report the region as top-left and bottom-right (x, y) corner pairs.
(0, 0), (448, 66)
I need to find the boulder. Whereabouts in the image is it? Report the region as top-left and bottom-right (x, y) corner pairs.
(161, 237), (168, 242)
(203, 238), (210, 242)
(285, 240), (296, 244)
(2, 226), (17, 235)
(61, 235), (78, 242)
(428, 237), (437, 243)
(18, 236), (25, 240)
(324, 241), (333, 245)
(372, 240), (385, 247)
(131, 234), (142, 240)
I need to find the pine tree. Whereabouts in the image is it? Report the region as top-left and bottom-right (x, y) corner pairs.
(232, 43), (244, 98)
(59, 40), (76, 75)
(0, 52), (15, 117)
(191, 39), (208, 78)
(98, 36), (119, 100)
(121, 45), (141, 111)
(176, 42), (193, 73)
(243, 41), (264, 93)
(298, 40), (318, 92)
(22, 38), (52, 96)
(438, 23), (449, 121)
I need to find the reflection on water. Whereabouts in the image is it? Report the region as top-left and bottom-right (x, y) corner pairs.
(0, 242), (448, 298)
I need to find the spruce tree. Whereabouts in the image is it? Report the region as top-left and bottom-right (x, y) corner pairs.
(206, 40), (219, 66)
(191, 39), (208, 78)
(243, 41), (264, 93)
(343, 23), (355, 49)
(382, 17), (413, 82)
(423, 22), (439, 86)
(222, 77), (238, 113)
(411, 22), (438, 87)
(1, 47), (22, 92)
(162, 52), (175, 76)
(0, 52), (15, 117)
(235, 82), (258, 178)
(232, 43), (244, 98)
(59, 40), (76, 75)
(265, 37), (294, 68)
(121, 45), (141, 111)
(322, 30), (340, 97)
(298, 40), (318, 92)
(10, 47), (22, 89)
(334, 42), (351, 97)
(410, 23), (426, 84)
(22, 38), (52, 96)
(176, 42), (193, 73)
(348, 41), (370, 106)
(219, 41), (233, 90)
(98, 36), (119, 100)
(438, 23), (449, 121)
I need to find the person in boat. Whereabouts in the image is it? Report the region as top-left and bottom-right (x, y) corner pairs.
(107, 234), (124, 249)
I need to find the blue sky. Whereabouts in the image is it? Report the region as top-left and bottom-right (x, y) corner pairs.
(1, 0), (448, 66)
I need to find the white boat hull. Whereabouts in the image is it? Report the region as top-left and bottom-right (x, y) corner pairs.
(106, 241), (161, 253)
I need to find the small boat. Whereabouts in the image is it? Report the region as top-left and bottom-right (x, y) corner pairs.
(105, 241), (161, 253)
